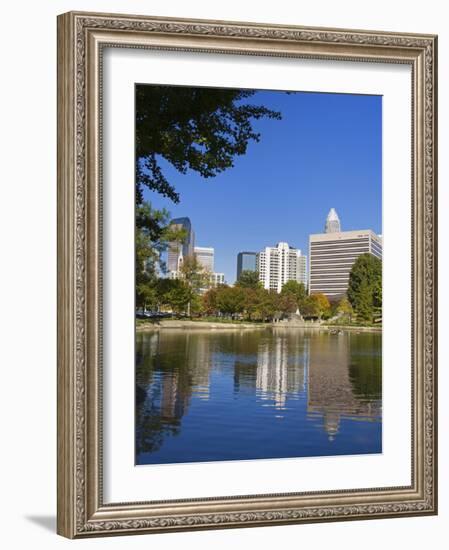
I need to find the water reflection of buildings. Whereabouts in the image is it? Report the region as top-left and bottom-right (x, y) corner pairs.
(306, 332), (381, 440)
(256, 335), (307, 410)
(189, 334), (212, 401)
(136, 330), (382, 460)
(233, 332), (308, 411)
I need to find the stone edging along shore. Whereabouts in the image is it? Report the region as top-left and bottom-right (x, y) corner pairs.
(136, 319), (382, 332)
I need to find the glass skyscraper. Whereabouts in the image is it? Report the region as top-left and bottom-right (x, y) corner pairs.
(236, 251), (257, 280)
(167, 217), (195, 272)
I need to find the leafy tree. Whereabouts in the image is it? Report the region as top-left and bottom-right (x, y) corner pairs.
(152, 278), (175, 311)
(135, 225), (155, 312)
(135, 201), (186, 312)
(347, 254), (382, 323)
(162, 279), (192, 315)
(281, 280), (307, 312)
(235, 270), (261, 289)
(135, 203), (185, 281)
(335, 297), (354, 321)
(136, 281), (157, 313)
(215, 285), (245, 317)
(300, 293), (331, 320)
(201, 287), (219, 316)
(241, 287), (259, 321)
(189, 293), (203, 317)
(354, 280), (374, 323)
(179, 255), (210, 292)
(373, 275), (382, 318)
(178, 255), (210, 316)
(252, 289), (278, 322)
(277, 292), (298, 316)
(301, 295), (321, 319)
(136, 86), (282, 205)
(313, 293), (331, 320)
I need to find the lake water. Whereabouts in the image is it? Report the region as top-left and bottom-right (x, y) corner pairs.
(136, 328), (382, 465)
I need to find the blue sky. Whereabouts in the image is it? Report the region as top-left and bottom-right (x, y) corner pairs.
(142, 89), (382, 284)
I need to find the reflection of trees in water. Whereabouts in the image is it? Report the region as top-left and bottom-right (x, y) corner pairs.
(348, 333), (382, 400)
(136, 329), (310, 455)
(307, 331), (382, 440)
(136, 330), (212, 456)
(135, 329), (382, 458)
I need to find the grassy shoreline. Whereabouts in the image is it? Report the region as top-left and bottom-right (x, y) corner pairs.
(136, 319), (382, 332)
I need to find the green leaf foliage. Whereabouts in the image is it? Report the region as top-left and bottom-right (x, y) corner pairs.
(347, 254), (382, 323)
(281, 280), (307, 311)
(136, 85), (282, 204)
(235, 270), (261, 289)
(135, 201), (187, 311)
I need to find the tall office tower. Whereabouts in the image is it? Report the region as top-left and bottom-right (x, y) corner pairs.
(194, 246), (214, 272)
(325, 207), (341, 233)
(257, 242), (307, 293)
(309, 212), (382, 299)
(236, 251), (258, 280)
(296, 254), (307, 287)
(167, 217), (195, 272)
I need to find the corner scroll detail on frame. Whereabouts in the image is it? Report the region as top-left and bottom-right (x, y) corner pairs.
(57, 10), (437, 538)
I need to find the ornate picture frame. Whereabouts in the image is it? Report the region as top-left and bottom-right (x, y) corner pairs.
(57, 11), (437, 538)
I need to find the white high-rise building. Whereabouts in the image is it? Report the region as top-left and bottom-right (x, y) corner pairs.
(257, 242), (307, 293)
(210, 272), (225, 286)
(194, 246), (214, 272)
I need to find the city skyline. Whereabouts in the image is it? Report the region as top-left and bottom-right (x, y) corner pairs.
(144, 89), (382, 284)
(163, 207), (380, 297)
(135, 84), (385, 469)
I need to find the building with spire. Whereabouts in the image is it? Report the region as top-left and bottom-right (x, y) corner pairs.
(325, 207), (341, 233)
(308, 208), (382, 300)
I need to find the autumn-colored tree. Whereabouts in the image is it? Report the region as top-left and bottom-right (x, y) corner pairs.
(301, 294), (330, 319)
(241, 287), (259, 321)
(313, 293), (331, 320)
(201, 287), (219, 316)
(277, 292), (298, 316)
(335, 297), (354, 322)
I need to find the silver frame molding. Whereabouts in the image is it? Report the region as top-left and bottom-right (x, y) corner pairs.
(57, 11), (438, 538)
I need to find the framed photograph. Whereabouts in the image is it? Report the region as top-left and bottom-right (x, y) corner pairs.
(57, 11), (438, 538)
